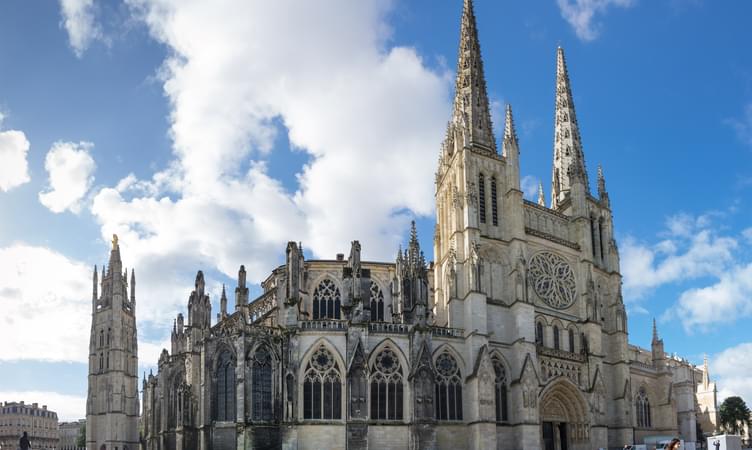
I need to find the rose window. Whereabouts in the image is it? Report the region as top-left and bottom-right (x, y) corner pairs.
(528, 252), (576, 309)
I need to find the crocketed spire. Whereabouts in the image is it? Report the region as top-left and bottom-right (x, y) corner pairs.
(551, 47), (590, 209)
(449, 0), (496, 154)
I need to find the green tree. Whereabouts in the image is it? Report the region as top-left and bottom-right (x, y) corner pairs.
(720, 396), (751, 435)
(76, 422), (86, 448)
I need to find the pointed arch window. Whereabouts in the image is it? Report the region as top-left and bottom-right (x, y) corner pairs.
(370, 281), (385, 322)
(251, 346), (273, 421)
(536, 322), (544, 346)
(107, 328), (111, 346)
(553, 326), (560, 350)
(214, 350), (236, 422)
(478, 173), (486, 224)
(636, 387), (651, 428)
(100, 329), (104, 347)
(370, 346), (404, 421)
(491, 176), (498, 226)
(568, 328), (576, 353)
(435, 351), (463, 421)
(312, 279), (341, 320)
(492, 355), (508, 422)
(303, 345), (342, 420)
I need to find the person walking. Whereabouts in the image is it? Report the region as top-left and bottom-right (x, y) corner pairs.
(19, 431), (31, 450)
(667, 438), (682, 450)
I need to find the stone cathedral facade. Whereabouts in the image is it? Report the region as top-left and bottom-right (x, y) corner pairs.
(134, 1), (720, 449)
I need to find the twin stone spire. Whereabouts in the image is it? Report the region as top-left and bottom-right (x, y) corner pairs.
(444, 0), (607, 210)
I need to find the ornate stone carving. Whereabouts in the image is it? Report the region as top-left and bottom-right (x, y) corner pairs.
(528, 252), (576, 309)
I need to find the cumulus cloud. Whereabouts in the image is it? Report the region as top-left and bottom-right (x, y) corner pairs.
(0, 129), (31, 192)
(38, 141), (96, 213)
(0, 390), (86, 422)
(672, 262), (752, 331)
(82, 0), (451, 332)
(712, 342), (752, 404)
(59, 0), (102, 57)
(621, 213), (737, 301)
(557, 0), (635, 41)
(0, 244), (92, 362)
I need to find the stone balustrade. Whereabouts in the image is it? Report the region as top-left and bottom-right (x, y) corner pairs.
(368, 322), (410, 334)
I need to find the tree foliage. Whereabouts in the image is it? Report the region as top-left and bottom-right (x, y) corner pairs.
(720, 396), (751, 435)
(76, 422), (86, 448)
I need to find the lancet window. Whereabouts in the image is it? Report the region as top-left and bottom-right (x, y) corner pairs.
(370, 281), (385, 322)
(370, 346), (404, 420)
(568, 328), (576, 352)
(312, 279), (341, 320)
(435, 351), (462, 421)
(214, 350), (236, 422)
(491, 176), (498, 226)
(553, 325), (560, 350)
(536, 322), (544, 346)
(636, 387), (651, 428)
(479, 173), (486, 224)
(303, 345), (342, 420)
(492, 355), (508, 422)
(251, 346), (274, 421)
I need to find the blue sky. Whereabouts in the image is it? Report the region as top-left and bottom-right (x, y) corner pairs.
(0, 0), (751, 421)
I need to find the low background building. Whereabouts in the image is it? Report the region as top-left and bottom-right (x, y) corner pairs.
(0, 401), (59, 450)
(59, 419), (86, 450)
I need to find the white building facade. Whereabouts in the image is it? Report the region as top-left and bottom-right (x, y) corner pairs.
(136, 1), (720, 449)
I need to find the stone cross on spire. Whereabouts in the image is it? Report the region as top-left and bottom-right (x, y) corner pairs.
(551, 47), (590, 209)
(450, 0), (496, 154)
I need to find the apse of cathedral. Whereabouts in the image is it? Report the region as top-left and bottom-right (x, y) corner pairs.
(86, 1), (720, 449)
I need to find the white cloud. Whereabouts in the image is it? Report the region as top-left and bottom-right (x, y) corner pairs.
(556, 0), (635, 41)
(672, 262), (752, 331)
(59, 0), (102, 57)
(521, 175), (541, 202)
(0, 129), (31, 192)
(621, 214), (737, 301)
(38, 141), (96, 213)
(727, 103), (752, 148)
(712, 342), (752, 404)
(0, 244), (92, 362)
(82, 0), (452, 334)
(0, 390), (86, 422)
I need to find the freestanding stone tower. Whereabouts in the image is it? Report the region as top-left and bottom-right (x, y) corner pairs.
(87, 235), (140, 450)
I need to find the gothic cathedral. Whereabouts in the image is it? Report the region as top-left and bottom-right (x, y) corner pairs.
(102, 1), (721, 449)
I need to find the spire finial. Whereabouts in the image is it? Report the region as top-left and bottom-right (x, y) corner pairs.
(537, 182), (545, 206)
(652, 318), (659, 342)
(502, 104), (519, 159)
(551, 46), (590, 209)
(448, 0), (496, 154)
(112, 234), (119, 250)
(597, 164), (609, 204)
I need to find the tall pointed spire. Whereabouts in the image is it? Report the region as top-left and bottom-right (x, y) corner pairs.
(537, 182), (546, 206)
(597, 164), (609, 205)
(220, 284), (227, 318)
(551, 47), (590, 209)
(502, 104), (518, 157)
(702, 354), (710, 388)
(450, 0), (496, 154)
(92, 265), (98, 302)
(130, 269), (136, 303)
(652, 318), (658, 343)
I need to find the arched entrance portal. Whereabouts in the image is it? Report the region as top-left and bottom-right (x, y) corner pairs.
(539, 378), (590, 450)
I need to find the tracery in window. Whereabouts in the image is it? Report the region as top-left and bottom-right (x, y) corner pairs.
(479, 173), (486, 224)
(492, 355), (508, 422)
(370, 281), (385, 322)
(312, 279), (341, 320)
(370, 346), (403, 421)
(303, 345), (342, 420)
(215, 350), (236, 421)
(435, 351), (462, 421)
(251, 346), (273, 421)
(636, 387), (651, 428)
(491, 176), (498, 226)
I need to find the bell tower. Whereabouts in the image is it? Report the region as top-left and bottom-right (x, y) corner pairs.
(86, 235), (140, 450)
